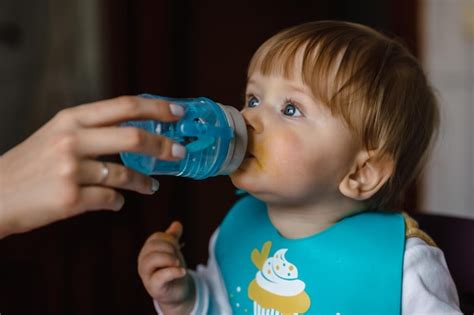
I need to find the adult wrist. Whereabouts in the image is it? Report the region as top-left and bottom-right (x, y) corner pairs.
(0, 197), (20, 239)
(0, 156), (12, 238)
(0, 157), (24, 239)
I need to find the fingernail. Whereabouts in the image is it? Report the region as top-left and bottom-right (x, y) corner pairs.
(150, 178), (160, 193)
(172, 143), (186, 159)
(169, 103), (185, 117)
(115, 195), (125, 211)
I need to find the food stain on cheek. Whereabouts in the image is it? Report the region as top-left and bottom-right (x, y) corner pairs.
(252, 144), (265, 170)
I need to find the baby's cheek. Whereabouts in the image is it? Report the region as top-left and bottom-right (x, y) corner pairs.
(265, 132), (304, 174)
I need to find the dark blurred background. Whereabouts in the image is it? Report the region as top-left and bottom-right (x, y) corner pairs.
(0, 0), (427, 314)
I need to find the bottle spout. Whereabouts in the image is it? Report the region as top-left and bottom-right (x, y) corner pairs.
(217, 104), (248, 175)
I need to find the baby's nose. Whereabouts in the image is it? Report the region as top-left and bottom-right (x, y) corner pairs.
(242, 110), (263, 134)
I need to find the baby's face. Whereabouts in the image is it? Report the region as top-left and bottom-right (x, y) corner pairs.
(230, 72), (361, 206)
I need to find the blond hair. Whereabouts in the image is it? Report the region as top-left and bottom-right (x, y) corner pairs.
(248, 21), (439, 209)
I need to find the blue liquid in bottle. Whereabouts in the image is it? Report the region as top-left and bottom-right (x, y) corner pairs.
(120, 94), (247, 179)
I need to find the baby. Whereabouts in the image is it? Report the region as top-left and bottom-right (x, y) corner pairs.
(137, 21), (461, 314)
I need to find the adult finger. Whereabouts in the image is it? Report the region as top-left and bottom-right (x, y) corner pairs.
(76, 127), (186, 160)
(77, 186), (125, 212)
(70, 96), (185, 127)
(78, 160), (159, 194)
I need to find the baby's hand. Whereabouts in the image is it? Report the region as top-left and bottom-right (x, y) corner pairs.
(138, 221), (195, 314)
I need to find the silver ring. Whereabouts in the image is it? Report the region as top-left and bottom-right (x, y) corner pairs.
(99, 161), (110, 184)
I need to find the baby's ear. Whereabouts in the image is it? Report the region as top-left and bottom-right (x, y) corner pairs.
(338, 150), (394, 201)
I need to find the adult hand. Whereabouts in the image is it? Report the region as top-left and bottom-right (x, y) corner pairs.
(0, 96), (186, 238)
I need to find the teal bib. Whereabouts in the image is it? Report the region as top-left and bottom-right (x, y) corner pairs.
(215, 195), (405, 315)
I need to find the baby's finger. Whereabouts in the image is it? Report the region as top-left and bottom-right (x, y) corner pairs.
(138, 251), (180, 280)
(145, 238), (180, 253)
(71, 96), (184, 127)
(138, 237), (176, 263)
(165, 221), (183, 241)
(144, 231), (180, 249)
(148, 267), (187, 296)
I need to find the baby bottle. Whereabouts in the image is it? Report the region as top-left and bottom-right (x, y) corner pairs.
(120, 94), (247, 179)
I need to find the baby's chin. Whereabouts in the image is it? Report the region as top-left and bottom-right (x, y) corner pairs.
(229, 171), (247, 190)
(229, 173), (276, 202)
(229, 171), (260, 194)
(229, 163), (296, 202)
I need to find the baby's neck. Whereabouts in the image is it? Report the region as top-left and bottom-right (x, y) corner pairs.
(266, 199), (363, 239)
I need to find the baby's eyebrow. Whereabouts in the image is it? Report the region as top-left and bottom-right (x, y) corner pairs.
(246, 78), (257, 86)
(286, 83), (308, 94)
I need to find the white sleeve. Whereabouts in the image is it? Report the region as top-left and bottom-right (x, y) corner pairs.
(402, 237), (462, 315)
(153, 228), (232, 315)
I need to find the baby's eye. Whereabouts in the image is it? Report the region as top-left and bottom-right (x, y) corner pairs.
(247, 95), (260, 108)
(282, 102), (302, 117)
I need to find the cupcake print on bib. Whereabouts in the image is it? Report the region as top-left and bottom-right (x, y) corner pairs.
(248, 241), (311, 315)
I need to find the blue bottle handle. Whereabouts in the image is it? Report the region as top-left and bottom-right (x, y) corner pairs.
(179, 118), (234, 152)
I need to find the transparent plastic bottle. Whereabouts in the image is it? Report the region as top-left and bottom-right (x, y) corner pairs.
(120, 94), (247, 179)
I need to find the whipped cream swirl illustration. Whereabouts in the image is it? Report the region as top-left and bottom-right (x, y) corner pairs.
(255, 248), (305, 296)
